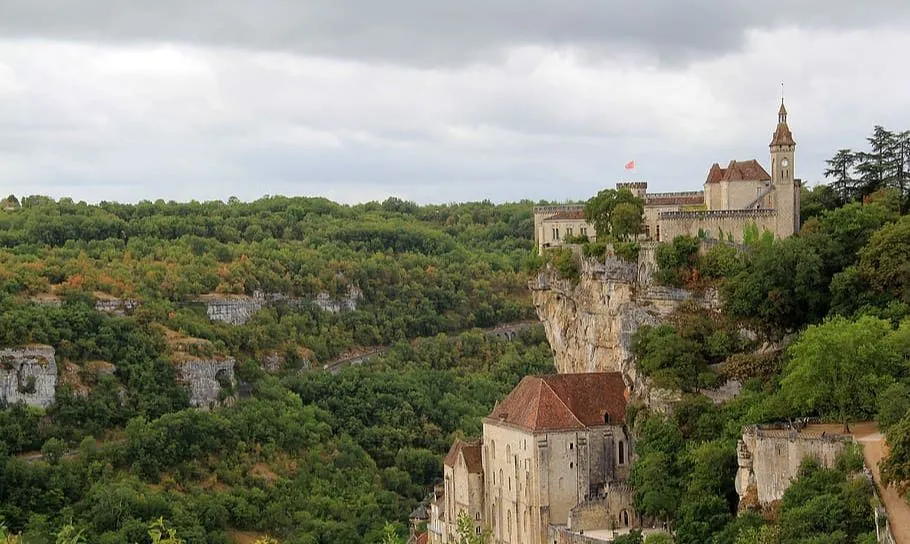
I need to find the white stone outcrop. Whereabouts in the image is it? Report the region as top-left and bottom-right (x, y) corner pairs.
(201, 286), (363, 325)
(0, 345), (58, 407)
(175, 358), (236, 408)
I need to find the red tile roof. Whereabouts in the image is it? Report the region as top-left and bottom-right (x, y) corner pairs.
(444, 439), (483, 473)
(705, 159), (771, 184)
(771, 122), (795, 147)
(543, 210), (586, 221)
(487, 373), (628, 432)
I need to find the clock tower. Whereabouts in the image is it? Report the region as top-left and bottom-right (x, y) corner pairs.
(769, 99), (799, 236)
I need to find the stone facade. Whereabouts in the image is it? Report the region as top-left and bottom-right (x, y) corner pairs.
(175, 358), (236, 408)
(735, 424), (850, 507)
(0, 345), (58, 408)
(534, 101), (801, 253)
(431, 373), (635, 544)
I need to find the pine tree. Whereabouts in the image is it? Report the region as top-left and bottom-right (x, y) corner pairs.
(824, 149), (858, 202)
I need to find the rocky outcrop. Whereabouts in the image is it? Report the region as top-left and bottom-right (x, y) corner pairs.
(93, 298), (140, 316)
(0, 345), (58, 408)
(201, 287), (363, 325)
(530, 268), (719, 387)
(175, 358), (236, 408)
(202, 295), (264, 325)
(313, 286), (363, 313)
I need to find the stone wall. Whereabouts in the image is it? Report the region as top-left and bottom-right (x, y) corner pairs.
(548, 526), (608, 544)
(568, 483), (636, 533)
(658, 209), (778, 243)
(0, 345), (58, 408)
(175, 358), (236, 408)
(736, 424), (850, 506)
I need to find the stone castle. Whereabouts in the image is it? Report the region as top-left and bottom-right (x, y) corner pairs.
(534, 101), (800, 253)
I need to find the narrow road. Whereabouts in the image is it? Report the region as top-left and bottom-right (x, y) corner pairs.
(810, 422), (909, 543)
(854, 426), (910, 544)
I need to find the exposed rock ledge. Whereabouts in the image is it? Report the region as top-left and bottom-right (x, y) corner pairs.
(200, 286), (364, 325)
(0, 345), (58, 408)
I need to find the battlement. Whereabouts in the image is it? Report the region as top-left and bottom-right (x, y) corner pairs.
(616, 181), (648, 189)
(658, 208), (777, 220)
(646, 190), (704, 199)
(534, 205), (585, 214)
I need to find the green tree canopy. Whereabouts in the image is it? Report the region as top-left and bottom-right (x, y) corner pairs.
(779, 315), (903, 431)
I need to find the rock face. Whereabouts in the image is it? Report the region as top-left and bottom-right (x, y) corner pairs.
(736, 425), (850, 507)
(204, 296), (264, 325)
(313, 286), (363, 313)
(0, 345), (58, 407)
(530, 257), (719, 389)
(202, 287), (363, 325)
(175, 358), (236, 408)
(93, 298), (140, 316)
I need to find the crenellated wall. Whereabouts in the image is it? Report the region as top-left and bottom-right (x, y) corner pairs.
(658, 209), (778, 242)
(0, 345), (58, 408)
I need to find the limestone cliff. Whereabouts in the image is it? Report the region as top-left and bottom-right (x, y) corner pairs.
(530, 250), (720, 407)
(200, 286), (363, 325)
(533, 274), (717, 377)
(0, 345), (58, 407)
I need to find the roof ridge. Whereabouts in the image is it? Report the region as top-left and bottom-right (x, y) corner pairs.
(541, 377), (584, 428)
(529, 378), (544, 430)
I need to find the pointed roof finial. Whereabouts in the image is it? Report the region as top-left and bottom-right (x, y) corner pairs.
(778, 83), (787, 119)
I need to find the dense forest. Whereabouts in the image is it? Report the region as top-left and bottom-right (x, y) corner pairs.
(0, 196), (551, 543)
(3, 150), (910, 543)
(615, 184), (910, 544)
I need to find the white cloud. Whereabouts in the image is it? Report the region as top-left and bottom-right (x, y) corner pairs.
(0, 25), (909, 205)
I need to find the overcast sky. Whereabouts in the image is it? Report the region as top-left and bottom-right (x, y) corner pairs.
(2, 1), (910, 205)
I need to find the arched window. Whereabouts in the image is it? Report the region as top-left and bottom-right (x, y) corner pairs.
(491, 441), (496, 459)
(619, 440), (625, 465)
(621, 510), (630, 527)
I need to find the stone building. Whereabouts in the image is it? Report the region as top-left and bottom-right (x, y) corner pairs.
(430, 372), (635, 544)
(534, 101), (800, 253)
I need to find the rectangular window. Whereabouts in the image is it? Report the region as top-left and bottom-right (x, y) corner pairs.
(554, 228), (560, 240)
(567, 227), (573, 237)
(580, 227), (587, 235)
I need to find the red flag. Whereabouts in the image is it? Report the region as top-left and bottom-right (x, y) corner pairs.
(625, 160), (635, 170)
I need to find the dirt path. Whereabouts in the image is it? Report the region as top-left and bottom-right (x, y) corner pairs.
(853, 424), (910, 544)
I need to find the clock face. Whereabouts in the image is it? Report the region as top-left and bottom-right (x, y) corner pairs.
(781, 158), (790, 168)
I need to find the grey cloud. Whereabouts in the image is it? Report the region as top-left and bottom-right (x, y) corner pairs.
(2, 0), (910, 65)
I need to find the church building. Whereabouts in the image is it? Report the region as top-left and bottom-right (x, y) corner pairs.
(534, 100), (801, 253)
(429, 372), (636, 544)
